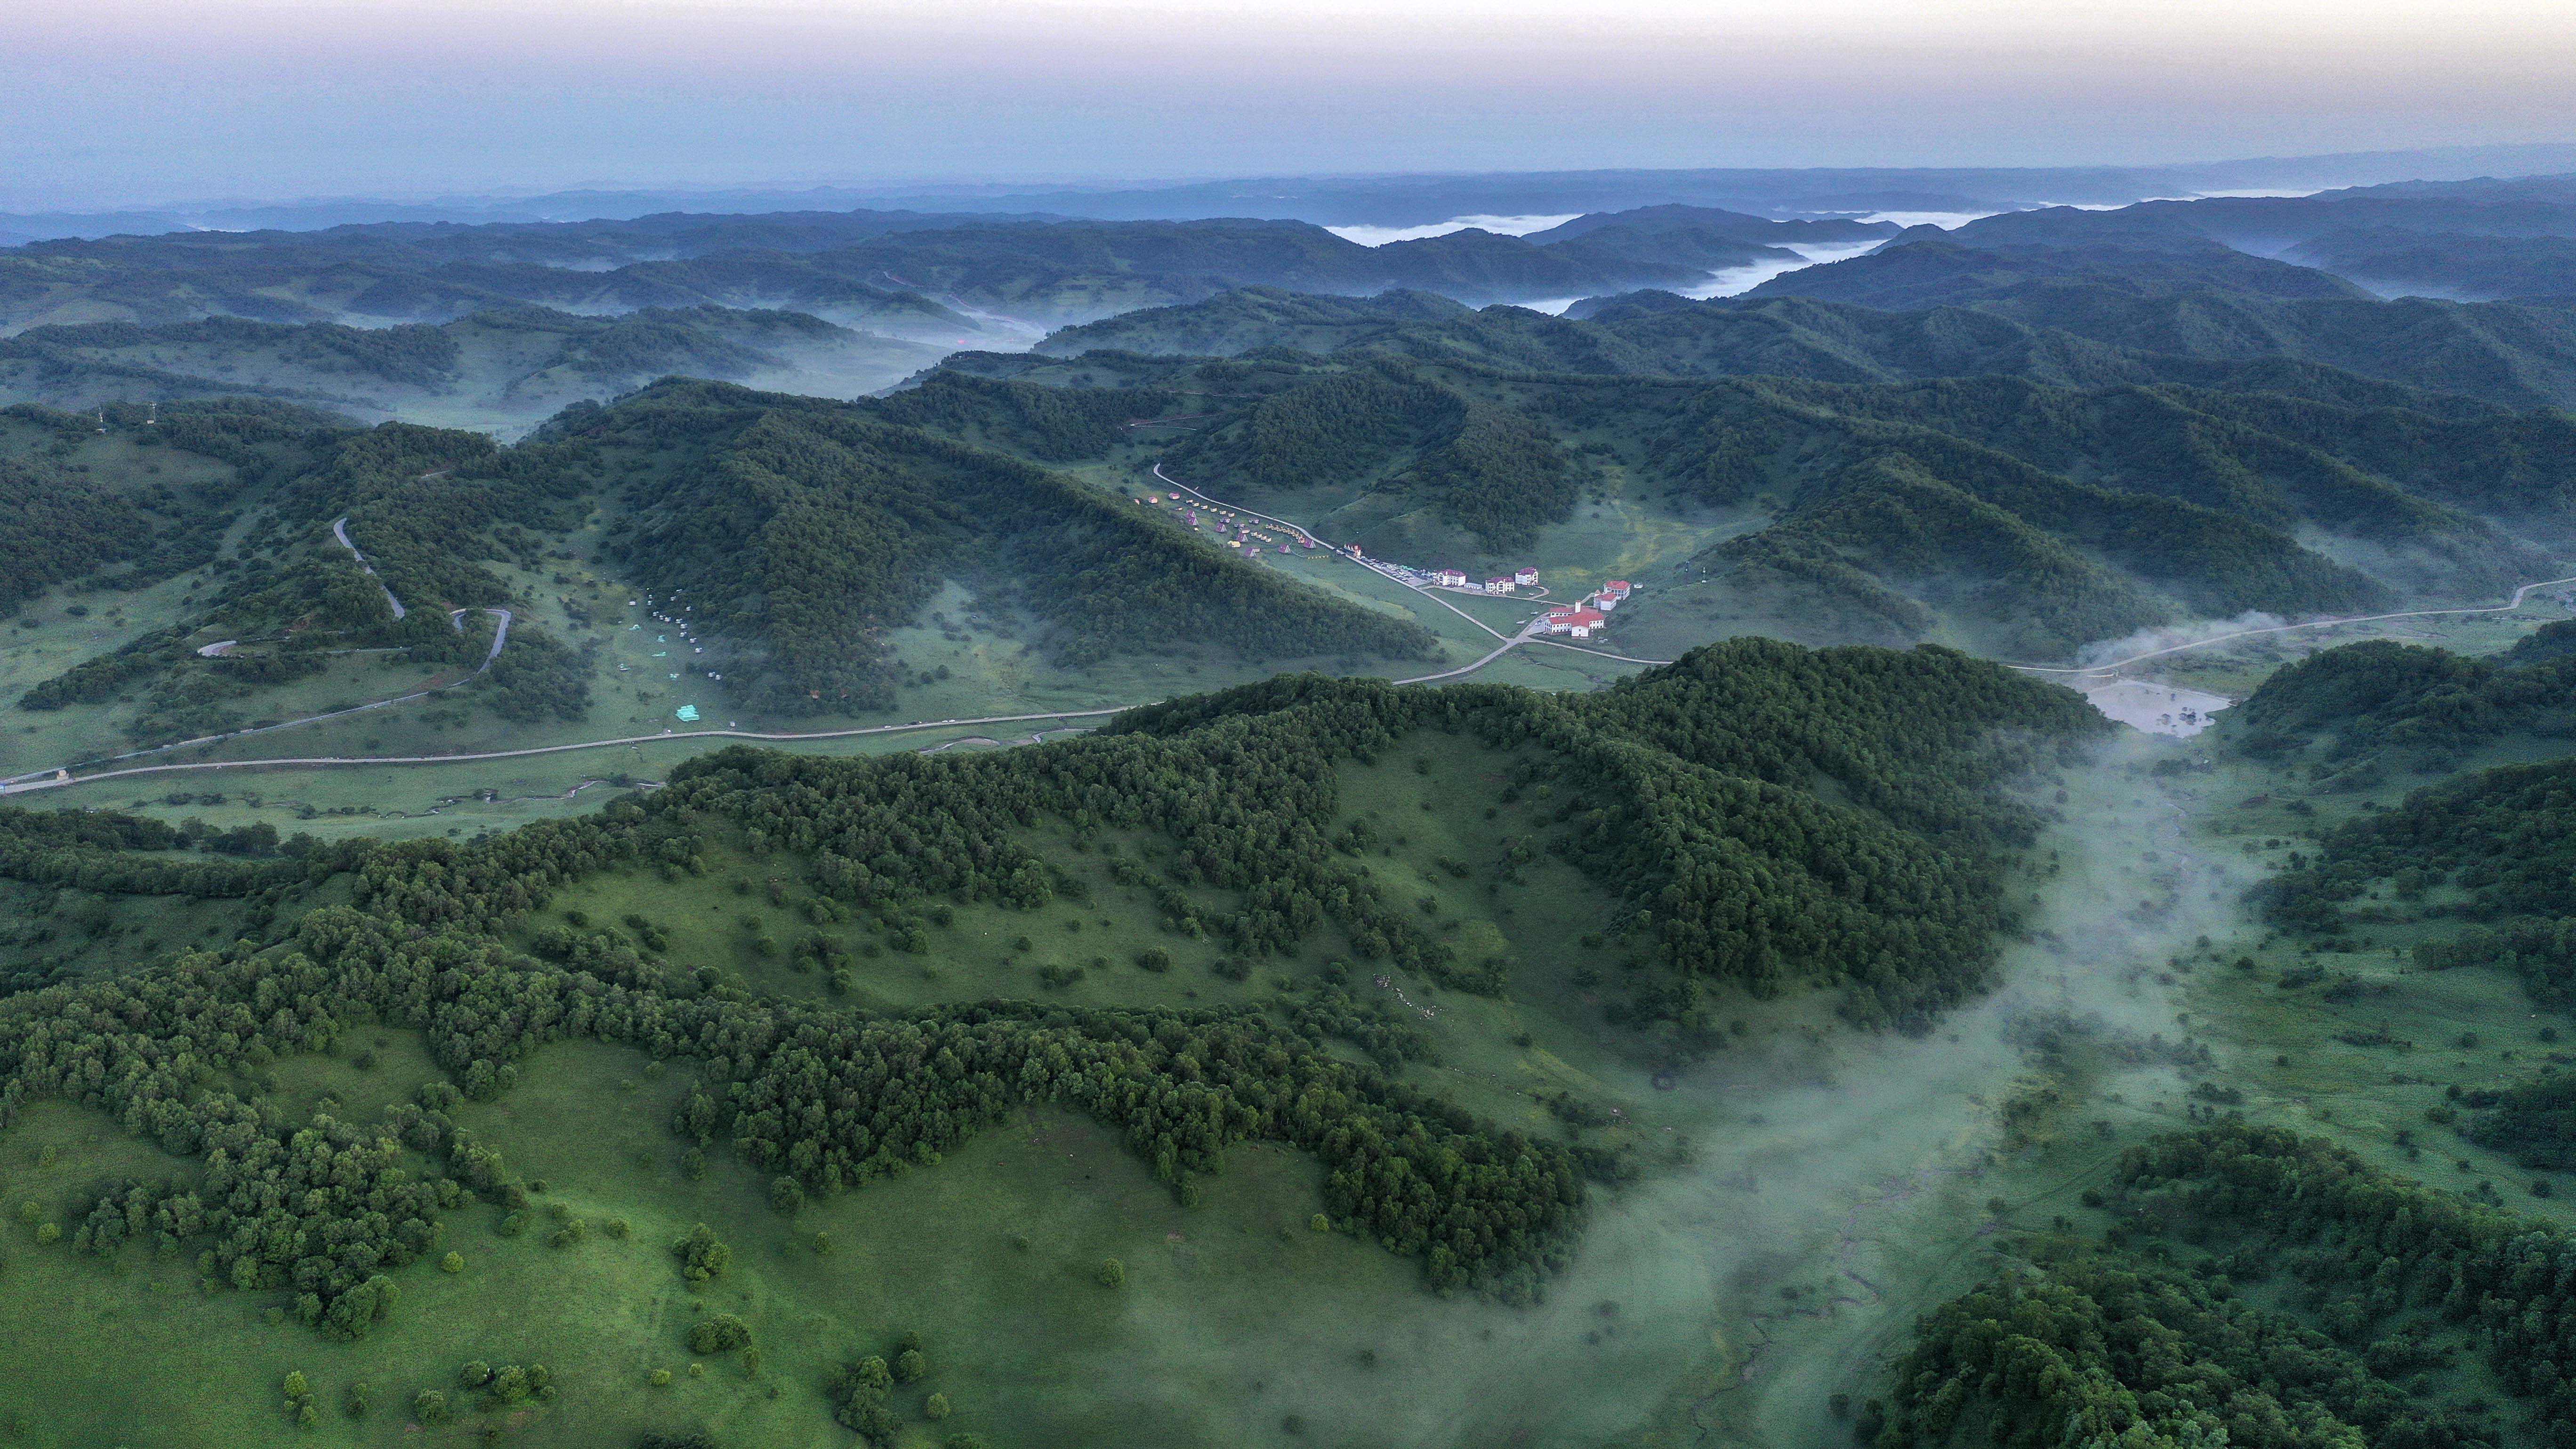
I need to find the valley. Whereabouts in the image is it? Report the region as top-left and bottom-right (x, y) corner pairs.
(5, 167), (2576, 1449)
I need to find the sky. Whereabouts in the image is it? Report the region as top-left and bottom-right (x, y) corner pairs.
(5, 0), (2572, 209)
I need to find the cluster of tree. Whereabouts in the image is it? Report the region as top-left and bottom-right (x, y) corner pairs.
(2258, 755), (2576, 990)
(472, 626), (595, 723)
(1881, 1237), (2498, 1448)
(2230, 633), (2576, 771)
(830, 1328), (940, 1445)
(0, 804), (318, 899)
(272, 422), (595, 614)
(1162, 361), (1583, 552)
(0, 456), (153, 614)
(14, 624), (193, 711)
(2460, 1071), (2576, 1171)
(1883, 1122), (2576, 1448)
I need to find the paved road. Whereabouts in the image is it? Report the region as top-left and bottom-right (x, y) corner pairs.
(2007, 573), (2576, 678)
(0, 706), (1150, 794)
(331, 515), (408, 620)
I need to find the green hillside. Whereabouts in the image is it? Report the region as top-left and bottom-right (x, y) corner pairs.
(0, 643), (2100, 1447)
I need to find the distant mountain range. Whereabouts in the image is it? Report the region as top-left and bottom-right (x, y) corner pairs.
(1904, 173), (2576, 300)
(0, 214), (1775, 339)
(12, 142), (2576, 241)
(1029, 259), (2576, 414)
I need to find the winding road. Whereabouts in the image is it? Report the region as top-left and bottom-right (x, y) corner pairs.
(332, 515), (407, 620)
(3, 518), (515, 790)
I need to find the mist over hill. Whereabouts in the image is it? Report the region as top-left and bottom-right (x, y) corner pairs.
(0, 306), (949, 433)
(0, 215), (1725, 341)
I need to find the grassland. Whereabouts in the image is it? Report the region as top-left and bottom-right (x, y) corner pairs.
(7, 718), (2015, 1448)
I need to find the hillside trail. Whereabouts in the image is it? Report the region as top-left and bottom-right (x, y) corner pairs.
(3, 511), (511, 789)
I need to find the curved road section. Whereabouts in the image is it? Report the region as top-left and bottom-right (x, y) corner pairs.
(3, 520), (514, 789)
(332, 515), (408, 620)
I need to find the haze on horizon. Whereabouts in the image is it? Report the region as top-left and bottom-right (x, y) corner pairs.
(3, 0), (2571, 212)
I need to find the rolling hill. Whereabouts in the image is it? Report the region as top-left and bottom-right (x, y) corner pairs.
(911, 346), (2574, 659)
(0, 307), (951, 433)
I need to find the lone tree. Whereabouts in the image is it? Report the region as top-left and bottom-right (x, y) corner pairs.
(1098, 1257), (1126, 1288)
(672, 1223), (731, 1286)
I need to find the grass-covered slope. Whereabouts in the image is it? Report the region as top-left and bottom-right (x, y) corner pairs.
(0, 643), (2096, 1447)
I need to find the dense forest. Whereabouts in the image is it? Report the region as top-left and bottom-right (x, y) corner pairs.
(2229, 630), (2576, 772)
(1882, 1123), (2576, 1449)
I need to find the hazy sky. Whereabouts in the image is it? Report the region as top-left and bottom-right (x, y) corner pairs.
(6, 0), (2571, 209)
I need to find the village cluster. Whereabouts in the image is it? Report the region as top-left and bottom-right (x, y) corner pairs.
(1133, 488), (1634, 641)
(1535, 579), (1631, 640)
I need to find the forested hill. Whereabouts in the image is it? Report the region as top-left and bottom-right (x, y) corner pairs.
(1027, 280), (2576, 412)
(1884, 1123), (2576, 1449)
(0, 634), (2101, 1439)
(1031, 288), (1485, 360)
(910, 350), (2568, 658)
(1931, 172), (2576, 298)
(0, 306), (950, 433)
(1741, 235), (2373, 309)
(564, 380), (1440, 708)
(0, 216), (1711, 338)
(2223, 630), (2576, 772)
(1, 384), (1435, 752)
